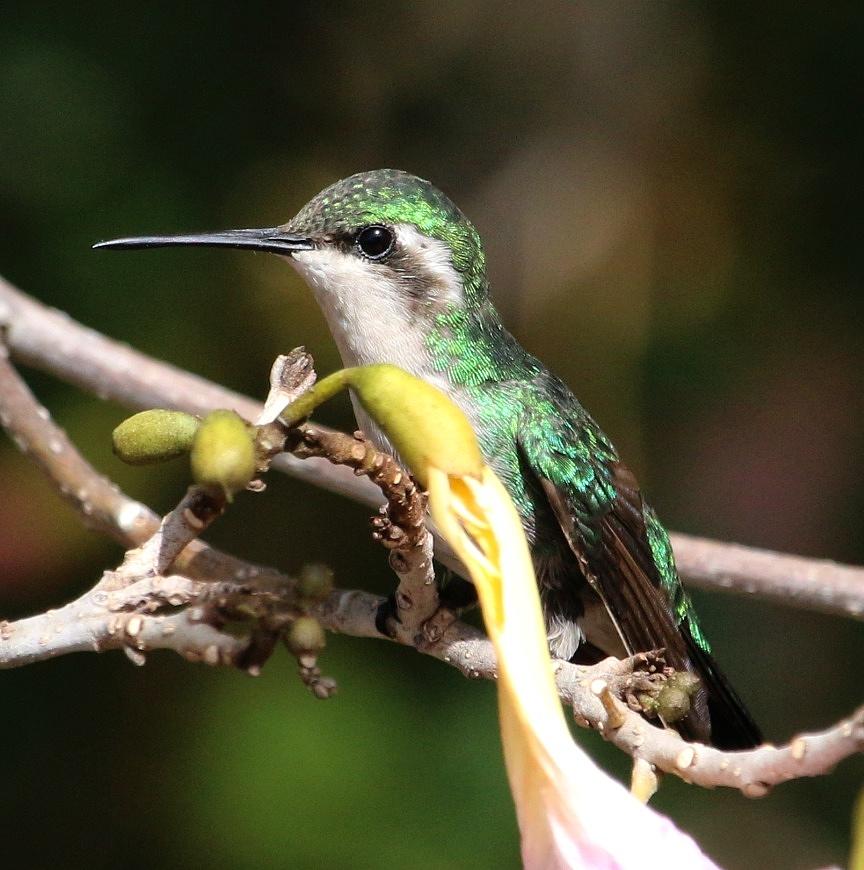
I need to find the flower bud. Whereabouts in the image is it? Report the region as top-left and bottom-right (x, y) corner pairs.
(296, 563), (334, 603)
(190, 410), (256, 499)
(286, 616), (326, 656)
(112, 409), (200, 465)
(346, 365), (484, 486)
(656, 672), (701, 723)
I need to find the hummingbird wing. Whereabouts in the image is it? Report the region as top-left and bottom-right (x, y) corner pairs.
(517, 403), (761, 749)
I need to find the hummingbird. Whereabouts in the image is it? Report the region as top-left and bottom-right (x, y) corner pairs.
(95, 168), (761, 749)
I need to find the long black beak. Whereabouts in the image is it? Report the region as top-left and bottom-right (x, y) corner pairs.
(92, 227), (315, 256)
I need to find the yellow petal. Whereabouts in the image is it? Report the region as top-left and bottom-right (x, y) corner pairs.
(428, 465), (717, 869)
(850, 787), (864, 870)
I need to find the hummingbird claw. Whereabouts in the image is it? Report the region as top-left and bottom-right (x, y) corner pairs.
(374, 594), (400, 638)
(419, 606), (458, 646)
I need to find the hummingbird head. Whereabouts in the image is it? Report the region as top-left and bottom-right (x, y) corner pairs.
(95, 169), (489, 373)
(283, 168), (487, 308)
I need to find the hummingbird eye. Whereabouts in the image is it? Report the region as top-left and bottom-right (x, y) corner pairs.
(355, 225), (395, 260)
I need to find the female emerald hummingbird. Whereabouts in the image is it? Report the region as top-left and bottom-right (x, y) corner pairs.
(96, 169), (761, 749)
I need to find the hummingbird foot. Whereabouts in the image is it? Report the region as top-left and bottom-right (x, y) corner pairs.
(418, 606), (459, 646)
(415, 573), (477, 647)
(374, 593), (400, 639)
(373, 591), (462, 648)
(374, 570), (476, 645)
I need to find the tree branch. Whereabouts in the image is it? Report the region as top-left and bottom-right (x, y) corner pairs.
(2, 275), (863, 621)
(1, 335), (862, 796)
(3, 543), (861, 798)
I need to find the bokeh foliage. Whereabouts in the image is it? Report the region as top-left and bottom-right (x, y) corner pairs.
(1, 3), (862, 868)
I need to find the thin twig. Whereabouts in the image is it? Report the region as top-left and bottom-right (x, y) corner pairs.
(0, 346), (280, 585)
(290, 425), (441, 643)
(0, 340), (153, 547)
(122, 486), (226, 580)
(256, 358), (441, 645)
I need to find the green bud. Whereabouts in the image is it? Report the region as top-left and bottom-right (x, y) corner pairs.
(296, 563), (334, 603)
(655, 685), (691, 723)
(286, 616), (326, 656)
(347, 365), (484, 486)
(655, 672), (701, 723)
(112, 409), (200, 465)
(190, 410), (256, 499)
(666, 671), (702, 695)
(636, 692), (659, 715)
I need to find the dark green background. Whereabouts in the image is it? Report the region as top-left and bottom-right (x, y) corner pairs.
(1, 3), (862, 868)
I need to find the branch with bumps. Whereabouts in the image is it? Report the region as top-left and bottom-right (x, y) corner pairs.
(1, 335), (862, 798)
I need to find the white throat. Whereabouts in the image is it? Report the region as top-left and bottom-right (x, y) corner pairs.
(289, 225), (461, 371)
(288, 225), (463, 448)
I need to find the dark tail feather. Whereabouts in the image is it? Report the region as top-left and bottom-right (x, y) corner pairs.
(683, 628), (762, 750)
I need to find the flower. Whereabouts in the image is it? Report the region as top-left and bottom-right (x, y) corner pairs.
(428, 466), (717, 869)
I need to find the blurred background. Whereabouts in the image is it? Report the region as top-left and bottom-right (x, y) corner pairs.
(1, 2), (862, 867)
